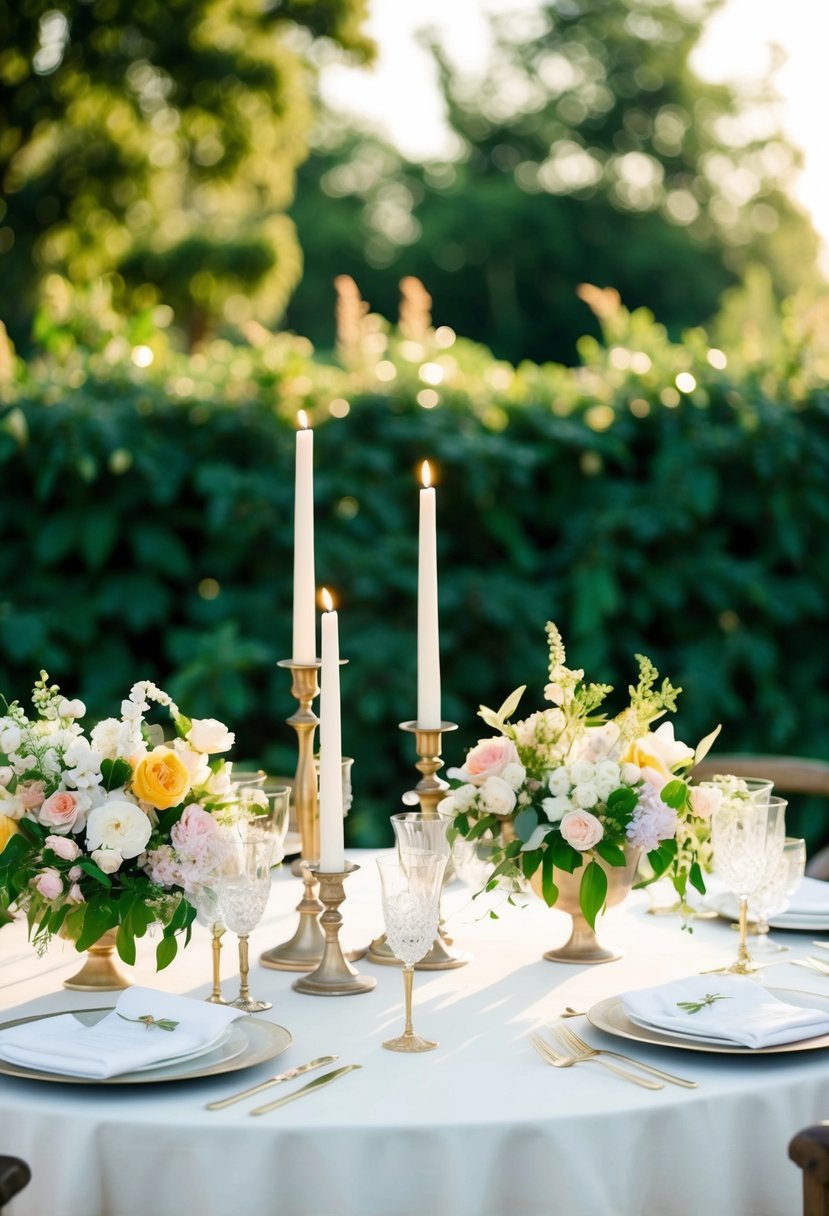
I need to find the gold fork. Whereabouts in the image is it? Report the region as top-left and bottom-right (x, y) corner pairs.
(527, 1032), (663, 1090)
(550, 1022), (697, 1089)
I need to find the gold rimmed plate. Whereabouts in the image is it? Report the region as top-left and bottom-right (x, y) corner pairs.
(0, 1009), (292, 1084)
(587, 988), (829, 1055)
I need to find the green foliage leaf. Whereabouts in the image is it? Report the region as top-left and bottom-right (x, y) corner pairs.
(541, 844), (558, 907)
(513, 807), (539, 843)
(77, 859), (112, 888)
(550, 835), (579, 874)
(689, 861), (706, 895)
(116, 920), (137, 967)
(100, 757), (132, 793)
(607, 787), (638, 816)
(595, 839), (627, 868)
(156, 934), (178, 971)
(579, 860), (608, 931)
(660, 779), (688, 810)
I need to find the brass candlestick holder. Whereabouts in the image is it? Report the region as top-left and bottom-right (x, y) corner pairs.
(260, 660), (326, 972)
(293, 863), (376, 996)
(367, 720), (469, 970)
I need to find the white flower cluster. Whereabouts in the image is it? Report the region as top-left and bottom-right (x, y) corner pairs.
(541, 757), (638, 823)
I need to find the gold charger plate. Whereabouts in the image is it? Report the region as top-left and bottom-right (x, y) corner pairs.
(0, 1008), (292, 1084)
(587, 987), (829, 1056)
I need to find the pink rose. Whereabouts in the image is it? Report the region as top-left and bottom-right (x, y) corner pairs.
(19, 780), (46, 810)
(68, 865), (83, 881)
(451, 737), (521, 786)
(689, 785), (723, 820)
(44, 835), (81, 862)
(559, 809), (604, 851)
(39, 791), (85, 834)
(171, 804), (218, 849)
(34, 869), (63, 900)
(67, 883), (84, 904)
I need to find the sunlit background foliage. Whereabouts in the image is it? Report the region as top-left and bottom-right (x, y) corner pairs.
(1, 0), (827, 845)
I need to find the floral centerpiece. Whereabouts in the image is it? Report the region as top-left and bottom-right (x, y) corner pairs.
(0, 672), (254, 969)
(443, 623), (721, 929)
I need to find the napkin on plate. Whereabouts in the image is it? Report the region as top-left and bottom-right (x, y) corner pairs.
(621, 975), (829, 1048)
(779, 877), (829, 918)
(0, 987), (245, 1079)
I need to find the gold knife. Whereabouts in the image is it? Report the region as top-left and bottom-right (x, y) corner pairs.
(205, 1055), (339, 1110)
(249, 1064), (361, 1116)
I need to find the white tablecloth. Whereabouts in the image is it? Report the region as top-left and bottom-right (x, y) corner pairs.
(1, 852), (827, 1216)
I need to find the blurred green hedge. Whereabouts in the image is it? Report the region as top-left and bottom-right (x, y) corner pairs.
(2, 281), (829, 848)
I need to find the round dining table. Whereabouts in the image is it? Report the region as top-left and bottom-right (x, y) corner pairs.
(0, 849), (826, 1216)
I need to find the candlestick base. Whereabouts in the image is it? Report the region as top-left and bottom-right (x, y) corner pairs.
(387, 719), (469, 969)
(260, 862), (325, 972)
(292, 863), (376, 996)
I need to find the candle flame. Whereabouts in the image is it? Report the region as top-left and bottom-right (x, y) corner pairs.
(321, 587), (334, 612)
(297, 409), (309, 430)
(421, 460), (432, 489)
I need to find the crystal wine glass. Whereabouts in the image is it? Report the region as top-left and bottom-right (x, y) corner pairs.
(214, 790), (291, 1012)
(745, 836), (807, 952)
(711, 794), (787, 973)
(377, 851), (446, 1052)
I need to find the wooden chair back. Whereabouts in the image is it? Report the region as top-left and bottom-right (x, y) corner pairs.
(790, 1125), (829, 1216)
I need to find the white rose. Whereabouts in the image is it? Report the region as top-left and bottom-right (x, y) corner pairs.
(0, 725), (21, 754)
(572, 782), (599, 809)
(569, 760), (596, 786)
(621, 762), (641, 785)
(541, 794), (572, 823)
(186, 719), (235, 755)
(479, 776), (517, 817)
(547, 768), (572, 797)
(91, 848), (124, 874)
(171, 740), (212, 789)
(500, 762), (526, 791)
(689, 785), (723, 820)
(596, 760), (621, 783)
(86, 800), (152, 859)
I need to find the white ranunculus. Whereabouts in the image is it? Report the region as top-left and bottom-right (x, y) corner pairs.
(569, 760), (596, 785)
(547, 767), (572, 797)
(500, 762), (526, 791)
(621, 762), (641, 785)
(86, 800), (152, 859)
(479, 776), (517, 817)
(91, 848), (124, 874)
(187, 718), (235, 755)
(596, 759), (621, 784)
(572, 782), (599, 809)
(451, 783), (478, 812)
(541, 794), (572, 823)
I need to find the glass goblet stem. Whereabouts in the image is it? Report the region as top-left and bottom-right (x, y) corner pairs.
(402, 965), (415, 1038)
(734, 895), (756, 973)
(207, 922), (228, 1005)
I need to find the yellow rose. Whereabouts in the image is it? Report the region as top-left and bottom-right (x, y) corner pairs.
(132, 747), (191, 810)
(0, 814), (19, 854)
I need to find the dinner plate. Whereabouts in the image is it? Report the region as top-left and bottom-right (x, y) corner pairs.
(0, 1009), (292, 1084)
(587, 987), (829, 1055)
(703, 892), (829, 933)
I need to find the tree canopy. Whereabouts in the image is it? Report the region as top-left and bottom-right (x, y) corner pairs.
(286, 0), (821, 364)
(0, 0), (372, 351)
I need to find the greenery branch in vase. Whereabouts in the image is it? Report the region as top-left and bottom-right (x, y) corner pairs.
(443, 623), (721, 936)
(0, 672), (257, 975)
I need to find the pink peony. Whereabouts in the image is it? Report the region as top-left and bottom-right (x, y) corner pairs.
(34, 869), (63, 900)
(39, 790), (85, 834)
(170, 804), (218, 850)
(449, 737), (521, 786)
(44, 835), (81, 862)
(559, 809), (604, 851)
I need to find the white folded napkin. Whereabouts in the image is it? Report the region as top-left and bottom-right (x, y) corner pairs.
(0, 987), (245, 1079)
(621, 975), (829, 1048)
(779, 877), (829, 918)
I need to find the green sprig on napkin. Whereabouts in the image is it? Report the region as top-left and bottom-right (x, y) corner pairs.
(117, 1013), (179, 1032)
(676, 993), (730, 1015)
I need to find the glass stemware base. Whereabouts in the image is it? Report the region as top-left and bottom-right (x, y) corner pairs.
(383, 966), (438, 1053)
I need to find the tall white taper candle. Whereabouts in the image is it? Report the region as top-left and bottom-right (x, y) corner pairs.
(417, 460), (441, 728)
(292, 411), (316, 663)
(318, 589), (345, 872)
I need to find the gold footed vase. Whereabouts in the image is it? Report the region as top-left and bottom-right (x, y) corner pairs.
(63, 929), (131, 991)
(530, 849), (641, 965)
